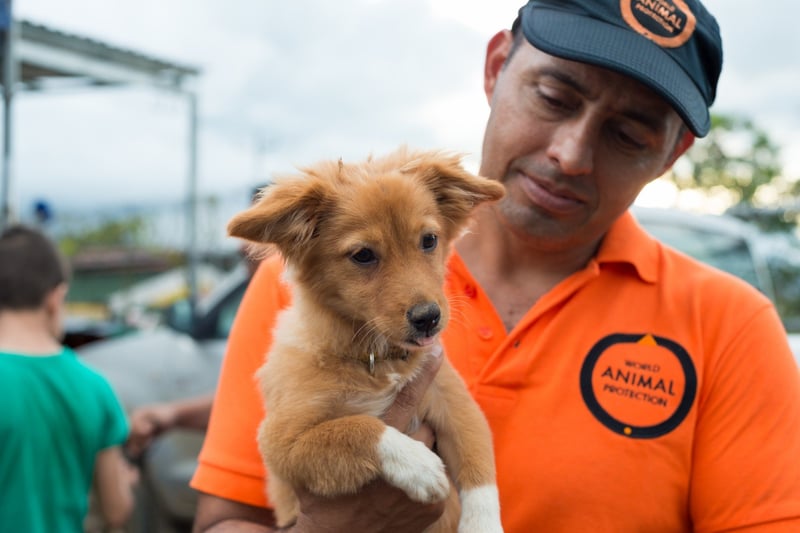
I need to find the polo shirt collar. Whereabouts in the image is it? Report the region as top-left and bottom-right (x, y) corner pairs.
(595, 210), (659, 284)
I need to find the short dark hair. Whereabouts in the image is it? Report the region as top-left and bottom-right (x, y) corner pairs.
(0, 225), (70, 311)
(504, 19), (527, 68)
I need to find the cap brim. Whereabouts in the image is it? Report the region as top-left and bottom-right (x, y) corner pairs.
(521, 4), (710, 136)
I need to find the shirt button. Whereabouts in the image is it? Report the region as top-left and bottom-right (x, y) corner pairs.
(478, 326), (493, 340)
(464, 284), (477, 298)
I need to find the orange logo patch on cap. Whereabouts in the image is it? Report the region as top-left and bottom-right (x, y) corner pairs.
(580, 333), (697, 438)
(621, 0), (696, 48)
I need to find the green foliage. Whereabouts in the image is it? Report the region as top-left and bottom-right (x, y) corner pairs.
(58, 215), (149, 257)
(673, 115), (783, 205)
(670, 113), (785, 206)
(667, 112), (800, 232)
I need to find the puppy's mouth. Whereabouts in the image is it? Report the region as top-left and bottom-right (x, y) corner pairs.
(403, 302), (443, 350)
(399, 333), (440, 352)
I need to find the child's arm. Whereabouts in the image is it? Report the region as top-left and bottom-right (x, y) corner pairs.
(125, 393), (214, 458)
(93, 446), (139, 528)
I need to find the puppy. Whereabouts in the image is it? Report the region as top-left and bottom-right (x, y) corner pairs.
(228, 147), (505, 532)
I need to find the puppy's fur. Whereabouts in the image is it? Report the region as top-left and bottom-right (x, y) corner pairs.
(228, 147), (505, 532)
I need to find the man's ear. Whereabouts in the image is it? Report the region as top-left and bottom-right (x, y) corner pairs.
(663, 130), (695, 172)
(484, 30), (514, 106)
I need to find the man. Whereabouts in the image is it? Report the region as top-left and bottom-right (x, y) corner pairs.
(191, 0), (800, 531)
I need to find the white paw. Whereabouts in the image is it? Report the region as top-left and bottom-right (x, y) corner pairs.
(459, 485), (504, 533)
(377, 426), (450, 503)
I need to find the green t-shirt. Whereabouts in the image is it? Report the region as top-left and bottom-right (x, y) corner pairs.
(0, 347), (129, 532)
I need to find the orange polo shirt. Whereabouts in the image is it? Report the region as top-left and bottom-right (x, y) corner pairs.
(192, 211), (800, 532)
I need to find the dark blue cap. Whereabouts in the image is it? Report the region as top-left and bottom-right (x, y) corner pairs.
(513, 0), (723, 136)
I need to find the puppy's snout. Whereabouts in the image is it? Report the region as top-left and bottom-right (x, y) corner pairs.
(407, 302), (441, 337)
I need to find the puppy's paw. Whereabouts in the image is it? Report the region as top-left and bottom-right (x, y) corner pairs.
(459, 485), (504, 533)
(377, 426), (449, 503)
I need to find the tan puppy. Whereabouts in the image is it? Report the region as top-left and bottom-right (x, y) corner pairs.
(228, 147), (505, 532)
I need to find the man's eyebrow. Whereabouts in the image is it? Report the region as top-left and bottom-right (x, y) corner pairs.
(537, 67), (587, 95)
(619, 109), (666, 132)
(537, 67), (668, 132)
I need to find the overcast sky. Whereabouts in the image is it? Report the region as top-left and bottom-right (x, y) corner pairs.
(7, 0), (800, 221)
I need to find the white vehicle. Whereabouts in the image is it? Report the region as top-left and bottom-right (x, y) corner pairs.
(78, 208), (800, 532)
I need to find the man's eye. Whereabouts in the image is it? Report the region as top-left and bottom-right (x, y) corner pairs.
(615, 128), (647, 150)
(536, 88), (573, 112)
(350, 248), (377, 265)
(540, 93), (566, 109)
(420, 234), (438, 252)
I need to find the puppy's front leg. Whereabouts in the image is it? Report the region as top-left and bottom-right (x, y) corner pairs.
(427, 362), (504, 533)
(378, 424), (451, 503)
(262, 413), (450, 503)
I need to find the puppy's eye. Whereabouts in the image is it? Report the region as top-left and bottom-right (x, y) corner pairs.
(350, 248), (377, 266)
(420, 233), (438, 252)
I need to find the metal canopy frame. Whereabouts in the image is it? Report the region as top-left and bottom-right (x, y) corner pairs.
(1, 11), (203, 310)
(17, 20), (198, 90)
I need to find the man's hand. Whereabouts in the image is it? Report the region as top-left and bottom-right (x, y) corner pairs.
(383, 344), (443, 437)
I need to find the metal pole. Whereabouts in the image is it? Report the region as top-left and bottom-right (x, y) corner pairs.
(186, 90), (199, 318)
(1, 0), (17, 230)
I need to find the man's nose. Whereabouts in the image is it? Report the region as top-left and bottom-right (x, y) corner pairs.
(546, 117), (594, 176)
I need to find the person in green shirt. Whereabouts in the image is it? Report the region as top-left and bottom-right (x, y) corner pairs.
(0, 224), (138, 532)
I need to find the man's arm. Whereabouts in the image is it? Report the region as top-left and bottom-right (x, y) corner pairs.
(193, 348), (446, 533)
(193, 493), (278, 533)
(690, 304), (800, 531)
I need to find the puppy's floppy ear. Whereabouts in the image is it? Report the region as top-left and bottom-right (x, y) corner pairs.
(227, 174), (331, 256)
(405, 151), (505, 236)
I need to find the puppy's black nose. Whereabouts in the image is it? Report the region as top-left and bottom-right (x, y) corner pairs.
(407, 303), (441, 336)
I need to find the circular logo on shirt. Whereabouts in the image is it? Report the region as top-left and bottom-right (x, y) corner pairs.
(620, 0), (697, 48)
(580, 333), (697, 439)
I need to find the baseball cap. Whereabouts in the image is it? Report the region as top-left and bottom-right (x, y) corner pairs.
(512, 0), (722, 136)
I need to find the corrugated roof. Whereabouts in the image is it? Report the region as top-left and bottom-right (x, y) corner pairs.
(14, 19), (200, 90)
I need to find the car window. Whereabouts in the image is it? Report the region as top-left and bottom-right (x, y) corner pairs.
(166, 299), (194, 334)
(214, 282), (248, 338)
(761, 236), (800, 333)
(641, 222), (762, 290)
(162, 264), (251, 340)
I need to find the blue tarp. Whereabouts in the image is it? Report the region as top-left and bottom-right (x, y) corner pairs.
(0, 0), (10, 31)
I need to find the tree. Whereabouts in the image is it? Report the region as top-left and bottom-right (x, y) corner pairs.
(666, 113), (798, 232)
(58, 215), (149, 257)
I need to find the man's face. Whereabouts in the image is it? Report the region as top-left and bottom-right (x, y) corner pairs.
(480, 33), (690, 251)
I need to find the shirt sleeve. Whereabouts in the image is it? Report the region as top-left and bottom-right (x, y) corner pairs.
(101, 385), (129, 449)
(190, 256), (289, 507)
(690, 303), (800, 532)
(76, 350), (130, 451)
